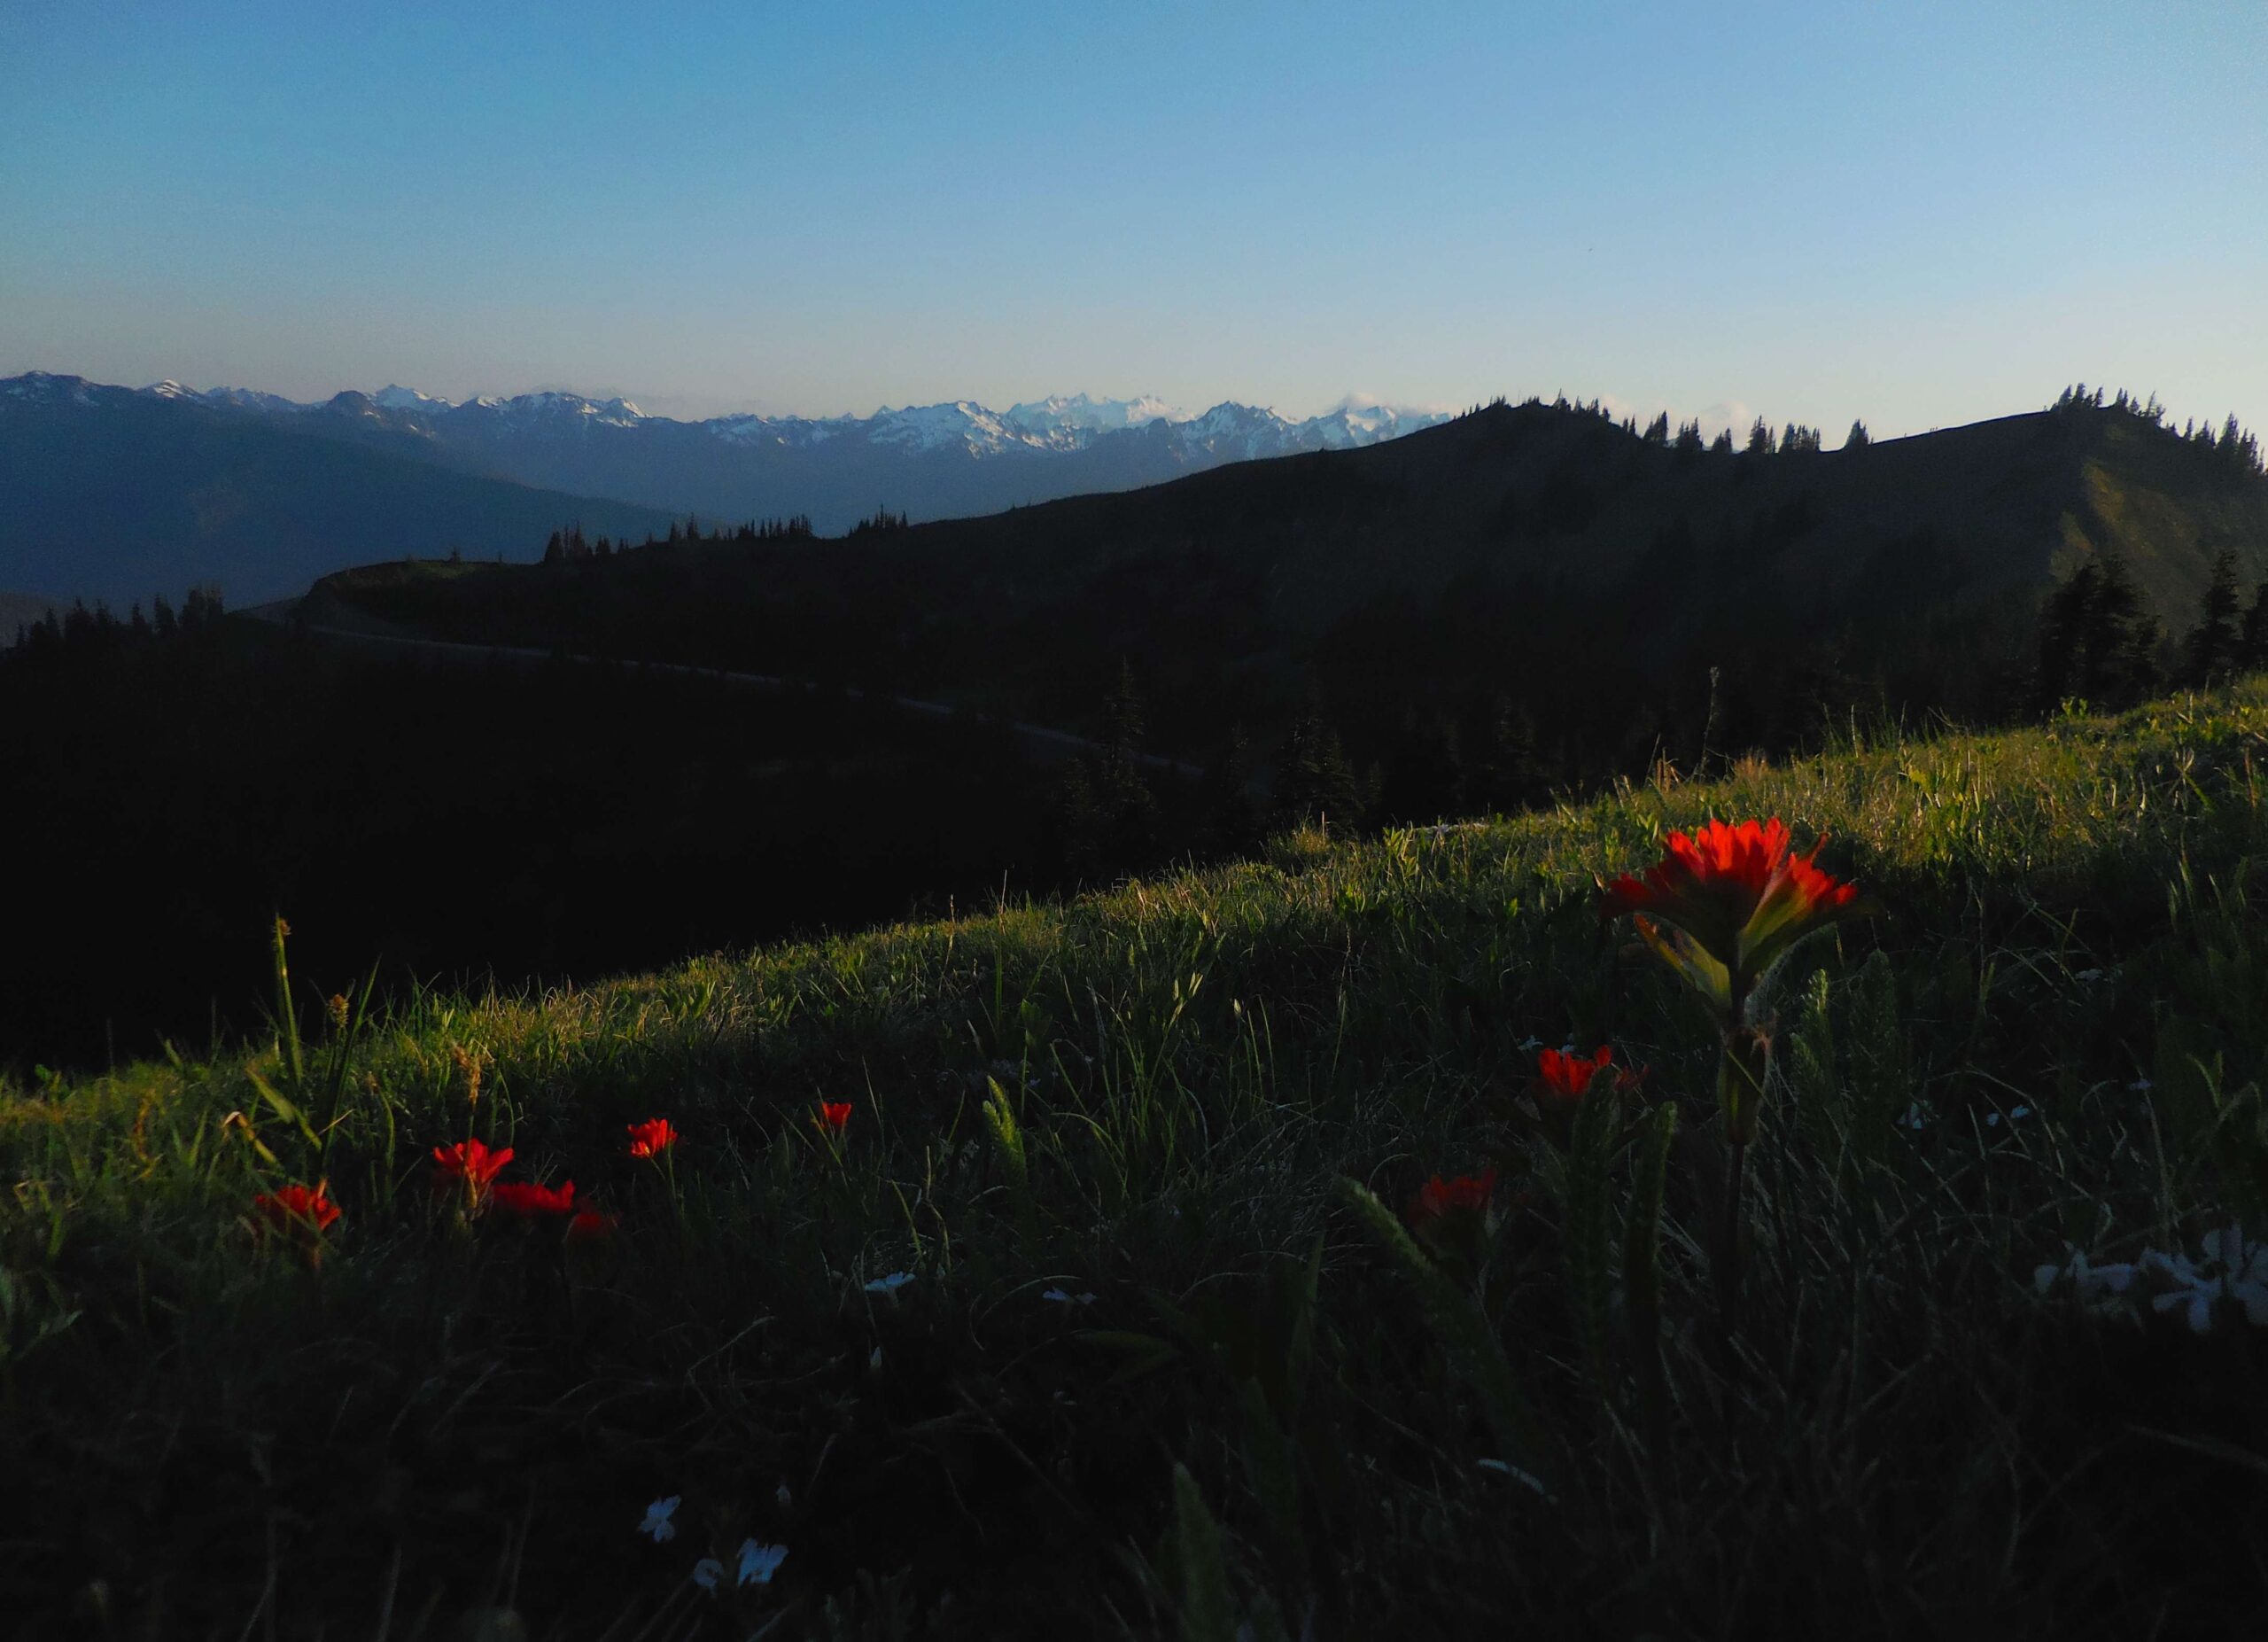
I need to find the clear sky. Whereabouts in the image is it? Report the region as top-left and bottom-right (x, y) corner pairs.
(2, 1), (2262, 437)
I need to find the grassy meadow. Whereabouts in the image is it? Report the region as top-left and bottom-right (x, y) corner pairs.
(8, 683), (2268, 1638)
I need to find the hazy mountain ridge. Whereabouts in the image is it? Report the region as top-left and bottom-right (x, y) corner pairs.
(0, 373), (676, 605)
(109, 374), (1451, 525)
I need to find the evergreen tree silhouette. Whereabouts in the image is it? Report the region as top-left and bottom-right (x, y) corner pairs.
(1464, 694), (1542, 814)
(2180, 549), (2243, 686)
(1198, 727), (1267, 859)
(1845, 419), (1871, 450)
(1273, 706), (1365, 834)
(1746, 416), (1774, 455)
(2036, 553), (2162, 711)
(1056, 663), (1159, 876)
(2240, 580), (2268, 673)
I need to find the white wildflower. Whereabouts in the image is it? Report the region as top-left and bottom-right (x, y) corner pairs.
(2042, 1226), (2268, 1334)
(1042, 1288), (1097, 1306)
(2009, 1104), (2031, 1121)
(776, 1481), (793, 1508)
(736, 1539), (789, 1587)
(2153, 1286), (2218, 1334)
(638, 1496), (680, 1543)
(864, 1271), (916, 1294)
(2128, 1078), (2154, 1093)
(1901, 1101), (1929, 1131)
(691, 1557), (724, 1591)
(2074, 968), (2105, 984)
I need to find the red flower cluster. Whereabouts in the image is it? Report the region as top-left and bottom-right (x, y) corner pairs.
(253, 1181), (340, 1235)
(1600, 817), (1863, 1011)
(491, 1179), (578, 1218)
(625, 1117), (678, 1157)
(432, 1138), (513, 1195)
(1537, 1046), (1614, 1101)
(816, 1101), (853, 1135)
(1408, 1168), (1498, 1228)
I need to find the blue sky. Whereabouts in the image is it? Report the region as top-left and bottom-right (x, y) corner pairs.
(2, 1), (2262, 437)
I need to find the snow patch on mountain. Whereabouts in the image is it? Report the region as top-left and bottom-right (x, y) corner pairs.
(1005, 393), (1184, 438)
(374, 384), (456, 414)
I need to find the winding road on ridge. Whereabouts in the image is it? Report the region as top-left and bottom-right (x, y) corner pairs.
(243, 596), (1206, 779)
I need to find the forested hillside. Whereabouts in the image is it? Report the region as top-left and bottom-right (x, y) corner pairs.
(328, 388), (2268, 794)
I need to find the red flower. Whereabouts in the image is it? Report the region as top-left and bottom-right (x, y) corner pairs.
(253, 1181), (340, 1235)
(1599, 817), (1863, 1010)
(566, 1209), (619, 1243)
(1407, 1168), (1498, 1228)
(1537, 1045), (1613, 1101)
(490, 1179), (578, 1218)
(432, 1138), (514, 1192)
(815, 1101), (852, 1135)
(625, 1118), (678, 1158)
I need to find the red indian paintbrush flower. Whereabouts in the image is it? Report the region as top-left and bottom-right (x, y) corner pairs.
(815, 1101), (852, 1135)
(1407, 1168), (1498, 1229)
(432, 1138), (513, 1200)
(566, 1209), (619, 1243)
(490, 1179), (578, 1218)
(625, 1118), (678, 1157)
(253, 1181), (340, 1235)
(1600, 817), (1862, 1015)
(1537, 1045), (1614, 1101)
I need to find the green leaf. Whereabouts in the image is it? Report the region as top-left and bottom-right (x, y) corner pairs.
(1338, 1178), (1553, 1490)
(1172, 1462), (1239, 1642)
(1565, 1079), (1618, 1396)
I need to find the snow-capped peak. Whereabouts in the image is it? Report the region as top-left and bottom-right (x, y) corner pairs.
(1005, 393), (1184, 437)
(865, 401), (1023, 454)
(373, 384), (456, 414)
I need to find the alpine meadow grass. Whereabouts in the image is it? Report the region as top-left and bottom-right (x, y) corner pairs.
(6, 682), (2268, 1638)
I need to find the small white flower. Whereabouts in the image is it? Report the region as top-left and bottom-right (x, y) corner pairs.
(691, 1557), (724, 1591)
(864, 1271), (916, 1294)
(2009, 1104), (2031, 1121)
(2073, 968), (2105, 983)
(1516, 1035), (1542, 1052)
(2128, 1078), (2154, 1093)
(2153, 1286), (2218, 1334)
(638, 1496), (680, 1543)
(2140, 1247), (2200, 1286)
(1985, 1112), (2000, 1127)
(1042, 1288), (1097, 1306)
(736, 1539), (789, 1587)
(1902, 1101), (1929, 1131)
(868, 1345), (883, 1370)
(776, 1481), (793, 1508)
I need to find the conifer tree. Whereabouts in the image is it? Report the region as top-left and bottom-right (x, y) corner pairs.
(1845, 419), (1870, 449)
(1274, 707), (1365, 834)
(2180, 549), (2243, 686)
(2240, 581), (2268, 673)
(1746, 416), (1774, 455)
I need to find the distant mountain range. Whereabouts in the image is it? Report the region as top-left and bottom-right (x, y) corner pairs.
(150, 377), (1450, 525)
(0, 370), (1448, 607)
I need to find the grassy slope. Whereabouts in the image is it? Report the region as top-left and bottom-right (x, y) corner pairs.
(8, 685), (2268, 1637)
